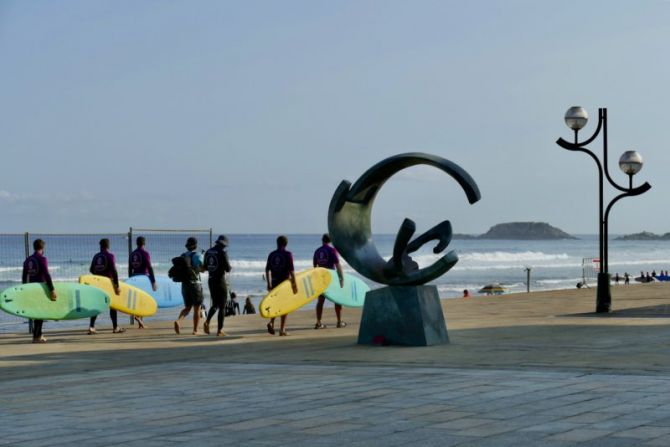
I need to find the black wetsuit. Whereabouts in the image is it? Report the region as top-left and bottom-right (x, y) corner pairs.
(205, 244), (232, 332)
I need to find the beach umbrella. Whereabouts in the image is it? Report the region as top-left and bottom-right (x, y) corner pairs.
(478, 283), (506, 295)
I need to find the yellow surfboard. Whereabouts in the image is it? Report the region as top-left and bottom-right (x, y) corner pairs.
(260, 268), (331, 318)
(79, 275), (158, 317)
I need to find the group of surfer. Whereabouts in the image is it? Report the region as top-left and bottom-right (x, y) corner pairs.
(612, 270), (670, 285)
(20, 233), (346, 343)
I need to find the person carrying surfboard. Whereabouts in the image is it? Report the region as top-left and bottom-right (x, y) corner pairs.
(173, 237), (206, 335)
(313, 234), (345, 329)
(22, 238), (57, 343)
(265, 235), (298, 336)
(129, 236), (157, 329)
(203, 235), (232, 337)
(88, 238), (123, 334)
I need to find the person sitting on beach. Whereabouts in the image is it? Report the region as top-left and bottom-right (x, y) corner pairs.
(463, 289), (470, 298)
(203, 235), (232, 337)
(265, 235), (297, 336)
(313, 234), (345, 330)
(22, 239), (57, 343)
(226, 292), (240, 316)
(128, 236), (156, 329)
(243, 296), (256, 314)
(173, 237), (206, 335)
(88, 238), (123, 334)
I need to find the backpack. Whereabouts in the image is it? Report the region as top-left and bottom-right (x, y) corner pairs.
(168, 252), (198, 283)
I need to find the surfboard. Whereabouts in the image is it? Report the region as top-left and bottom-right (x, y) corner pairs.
(79, 275), (158, 317)
(125, 275), (183, 308)
(656, 275), (670, 282)
(259, 268), (331, 318)
(323, 270), (370, 307)
(634, 276), (655, 283)
(0, 282), (109, 320)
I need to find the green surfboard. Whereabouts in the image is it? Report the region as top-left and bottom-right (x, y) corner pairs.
(323, 270), (370, 307)
(0, 283), (110, 320)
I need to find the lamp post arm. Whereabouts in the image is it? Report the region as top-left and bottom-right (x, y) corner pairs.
(604, 182), (652, 223)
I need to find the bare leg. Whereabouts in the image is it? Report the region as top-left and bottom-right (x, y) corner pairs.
(315, 295), (325, 328)
(192, 304), (201, 334)
(279, 315), (288, 336)
(174, 306), (192, 334)
(335, 304), (343, 324)
(267, 317), (275, 335)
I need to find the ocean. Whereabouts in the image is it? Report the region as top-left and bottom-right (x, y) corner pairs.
(1, 233), (669, 333)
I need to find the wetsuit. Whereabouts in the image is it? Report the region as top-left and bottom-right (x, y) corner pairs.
(89, 249), (120, 329)
(22, 252), (54, 339)
(129, 246), (156, 285)
(205, 244), (232, 332)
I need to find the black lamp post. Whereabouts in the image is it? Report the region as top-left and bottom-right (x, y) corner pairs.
(556, 107), (651, 313)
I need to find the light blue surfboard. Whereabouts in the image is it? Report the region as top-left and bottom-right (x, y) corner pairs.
(323, 270), (370, 307)
(125, 275), (183, 308)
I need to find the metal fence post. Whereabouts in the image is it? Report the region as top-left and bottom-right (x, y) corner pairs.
(209, 228), (213, 247)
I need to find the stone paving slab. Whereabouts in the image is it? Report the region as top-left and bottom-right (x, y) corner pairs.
(3, 362), (670, 446)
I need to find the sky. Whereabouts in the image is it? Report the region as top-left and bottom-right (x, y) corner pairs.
(1, 0), (669, 235)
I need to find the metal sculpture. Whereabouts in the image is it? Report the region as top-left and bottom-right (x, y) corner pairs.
(328, 152), (481, 286)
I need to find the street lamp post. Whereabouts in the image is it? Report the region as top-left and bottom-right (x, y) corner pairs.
(556, 107), (651, 313)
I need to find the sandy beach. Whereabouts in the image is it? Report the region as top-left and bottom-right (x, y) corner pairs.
(4, 284), (670, 445)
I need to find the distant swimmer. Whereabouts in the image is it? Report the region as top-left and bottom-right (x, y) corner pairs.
(172, 237), (206, 335)
(129, 236), (156, 329)
(313, 234), (345, 330)
(203, 235), (232, 337)
(88, 238), (123, 334)
(22, 239), (57, 343)
(265, 235), (297, 336)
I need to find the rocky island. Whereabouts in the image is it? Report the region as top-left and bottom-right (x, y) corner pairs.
(615, 232), (670, 241)
(454, 222), (577, 240)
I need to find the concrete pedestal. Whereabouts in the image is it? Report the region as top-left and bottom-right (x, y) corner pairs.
(357, 285), (449, 346)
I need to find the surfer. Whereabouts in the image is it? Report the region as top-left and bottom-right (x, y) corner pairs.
(173, 237), (206, 335)
(203, 235), (232, 337)
(22, 239), (57, 343)
(128, 236), (156, 329)
(88, 238), (124, 334)
(265, 235), (297, 336)
(313, 234), (345, 329)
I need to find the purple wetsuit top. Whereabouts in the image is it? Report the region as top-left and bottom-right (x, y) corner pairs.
(129, 247), (155, 284)
(265, 248), (294, 287)
(313, 244), (339, 269)
(90, 250), (119, 287)
(22, 252), (54, 290)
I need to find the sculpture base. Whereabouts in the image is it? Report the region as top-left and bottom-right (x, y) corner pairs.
(357, 285), (449, 346)
(596, 272), (612, 313)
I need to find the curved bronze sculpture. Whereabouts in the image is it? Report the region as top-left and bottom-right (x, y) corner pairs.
(328, 152), (481, 286)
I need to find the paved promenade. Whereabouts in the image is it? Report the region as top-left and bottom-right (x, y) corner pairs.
(3, 284), (670, 445)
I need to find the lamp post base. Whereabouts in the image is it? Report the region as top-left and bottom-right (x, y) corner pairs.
(596, 272), (612, 313)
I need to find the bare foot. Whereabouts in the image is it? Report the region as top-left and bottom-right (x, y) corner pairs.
(216, 331), (227, 337)
(173, 321), (180, 334)
(203, 321), (210, 334)
(192, 330), (200, 336)
(267, 323), (275, 335)
(112, 327), (126, 334)
(279, 330), (289, 336)
(87, 328), (97, 335)
(32, 336), (47, 344)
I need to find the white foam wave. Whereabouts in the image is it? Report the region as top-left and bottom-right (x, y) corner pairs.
(459, 251), (571, 263)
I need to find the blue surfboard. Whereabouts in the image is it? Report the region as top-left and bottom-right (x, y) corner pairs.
(323, 270), (370, 307)
(126, 275), (183, 308)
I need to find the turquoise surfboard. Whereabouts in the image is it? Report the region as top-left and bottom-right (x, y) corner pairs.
(125, 275), (183, 308)
(323, 270), (370, 307)
(0, 282), (109, 320)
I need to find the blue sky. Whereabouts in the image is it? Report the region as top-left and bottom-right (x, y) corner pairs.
(1, 0), (669, 235)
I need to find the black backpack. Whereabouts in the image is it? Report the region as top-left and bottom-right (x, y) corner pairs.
(169, 252), (198, 283)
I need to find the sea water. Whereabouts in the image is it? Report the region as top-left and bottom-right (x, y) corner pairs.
(1, 234), (669, 332)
